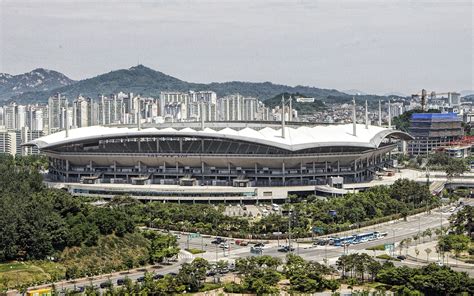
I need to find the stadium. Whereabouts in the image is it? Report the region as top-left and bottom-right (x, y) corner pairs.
(26, 122), (412, 202)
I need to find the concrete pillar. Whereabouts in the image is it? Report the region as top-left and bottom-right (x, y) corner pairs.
(353, 98), (357, 136)
(282, 161), (286, 185)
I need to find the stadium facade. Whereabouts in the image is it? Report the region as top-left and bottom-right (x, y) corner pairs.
(26, 121), (412, 201)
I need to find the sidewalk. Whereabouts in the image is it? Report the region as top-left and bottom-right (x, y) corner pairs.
(404, 240), (473, 268)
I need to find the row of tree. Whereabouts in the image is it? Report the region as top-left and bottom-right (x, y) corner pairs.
(129, 178), (437, 238)
(60, 254), (473, 295)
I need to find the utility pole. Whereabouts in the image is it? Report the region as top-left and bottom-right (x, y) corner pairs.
(288, 206), (292, 252)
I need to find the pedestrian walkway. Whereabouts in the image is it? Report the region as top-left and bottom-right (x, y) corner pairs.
(404, 240), (472, 268)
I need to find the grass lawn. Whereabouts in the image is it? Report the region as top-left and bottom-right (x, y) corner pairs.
(0, 261), (64, 291)
(185, 248), (206, 255)
(366, 244), (385, 251)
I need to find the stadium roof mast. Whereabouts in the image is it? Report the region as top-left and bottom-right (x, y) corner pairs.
(388, 99), (392, 129)
(378, 100), (382, 126)
(352, 97), (357, 136)
(137, 107), (141, 131)
(365, 100), (368, 129)
(280, 95), (293, 138)
(200, 98), (205, 131)
(65, 98), (69, 138)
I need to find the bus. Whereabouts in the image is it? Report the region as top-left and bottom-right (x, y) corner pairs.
(354, 232), (376, 243)
(373, 231), (388, 239)
(333, 235), (355, 246)
(27, 288), (52, 296)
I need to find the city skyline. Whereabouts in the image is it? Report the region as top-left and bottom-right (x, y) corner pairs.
(1, 0), (472, 95)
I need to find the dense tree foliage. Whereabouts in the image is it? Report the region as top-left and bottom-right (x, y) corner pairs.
(0, 155), (136, 261)
(138, 179), (435, 238)
(376, 263), (473, 296)
(284, 254), (338, 293)
(449, 205), (474, 237)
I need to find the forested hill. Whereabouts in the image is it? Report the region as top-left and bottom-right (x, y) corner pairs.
(6, 65), (352, 104)
(0, 65), (408, 104)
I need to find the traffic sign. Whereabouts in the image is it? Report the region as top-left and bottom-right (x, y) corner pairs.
(384, 243), (394, 254)
(188, 233), (201, 239)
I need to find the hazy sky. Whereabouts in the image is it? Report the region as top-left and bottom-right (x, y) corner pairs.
(0, 0), (472, 95)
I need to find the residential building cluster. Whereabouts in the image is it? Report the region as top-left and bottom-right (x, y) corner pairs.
(0, 91), (278, 156)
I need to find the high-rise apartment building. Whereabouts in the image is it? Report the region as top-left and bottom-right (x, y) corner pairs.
(48, 93), (69, 132)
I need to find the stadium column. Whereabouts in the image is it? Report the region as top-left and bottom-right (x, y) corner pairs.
(315, 161), (317, 181)
(300, 161), (303, 185)
(201, 161), (205, 184)
(65, 160), (69, 181)
(254, 163), (258, 185)
(282, 161), (286, 186)
(354, 160), (357, 182)
(113, 160), (117, 179)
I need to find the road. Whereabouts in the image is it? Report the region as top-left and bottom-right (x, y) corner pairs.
(15, 199), (473, 295)
(178, 199), (474, 275)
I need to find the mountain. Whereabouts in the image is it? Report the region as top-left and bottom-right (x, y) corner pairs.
(5, 65), (350, 104)
(0, 68), (75, 101)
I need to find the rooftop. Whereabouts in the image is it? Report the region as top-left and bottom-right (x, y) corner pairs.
(27, 122), (413, 151)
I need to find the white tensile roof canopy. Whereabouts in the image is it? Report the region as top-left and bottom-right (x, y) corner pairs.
(28, 123), (412, 152)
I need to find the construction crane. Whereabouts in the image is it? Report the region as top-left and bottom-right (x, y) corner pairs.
(411, 89), (452, 111)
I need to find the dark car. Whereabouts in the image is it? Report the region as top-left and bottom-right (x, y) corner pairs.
(277, 246), (295, 252)
(211, 237), (226, 244)
(116, 278), (125, 286)
(74, 286), (85, 293)
(153, 274), (164, 280)
(254, 242), (265, 248)
(206, 270), (216, 276)
(99, 281), (112, 289)
(136, 276), (145, 283)
(168, 272), (178, 277)
(396, 255), (407, 260)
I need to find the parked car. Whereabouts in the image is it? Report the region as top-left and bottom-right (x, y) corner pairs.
(136, 276), (145, 283)
(153, 274), (164, 280)
(99, 281), (112, 289)
(254, 242), (265, 248)
(116, 278), (125, 286)
(396, 255), (407, 260)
